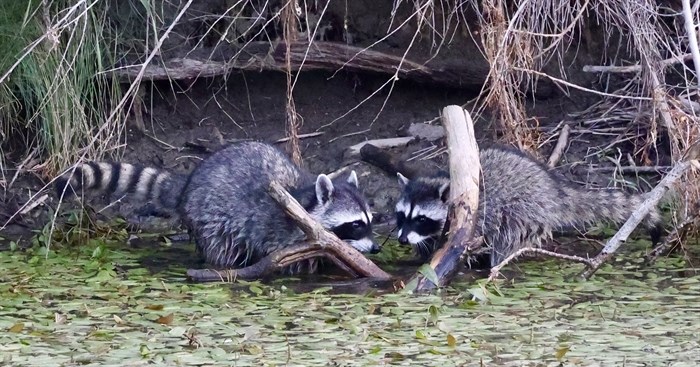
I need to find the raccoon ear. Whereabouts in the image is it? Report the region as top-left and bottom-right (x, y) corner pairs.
(347, 170), (359, 188)
(397, 172), (410, 187)
(315, 174), (334, 205)
(438, 182), (450, 203)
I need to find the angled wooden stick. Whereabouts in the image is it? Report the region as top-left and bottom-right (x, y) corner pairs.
(579, 143), (700, 279)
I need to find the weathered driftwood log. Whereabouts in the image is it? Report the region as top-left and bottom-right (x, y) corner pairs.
(404, 105), (482, 292)
(579, 143), (700, 279)
(186, 180), (392, 283)
(113, 41), (489, 91)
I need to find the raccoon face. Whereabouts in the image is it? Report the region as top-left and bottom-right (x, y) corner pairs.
(394, 173), (450, 258)
(311, 171), (380, 254)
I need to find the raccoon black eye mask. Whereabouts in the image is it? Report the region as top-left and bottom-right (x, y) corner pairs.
(393, 145), (663, 267)
(56, 141), (381, 273)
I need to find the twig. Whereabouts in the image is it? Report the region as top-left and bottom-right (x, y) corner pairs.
(488, 247), (593, 282)
(582, 54), (694, 73)
(513, 67), (651, 101)
(328, 129), (371, 143)
(283, 0), (302, 167)
(580, 144), (700, 279)
(187, 243), (329, 282)
(587, 165), (671, 173)
(682, 0), (700, 89)
(274, 132), (324, 144)
(645, 213), (699, 264)
(547, 124), (570, 168)
(19, 194), (48, 215)
(327, 162), (361, 180)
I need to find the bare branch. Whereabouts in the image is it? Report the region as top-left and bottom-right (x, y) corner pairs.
(580, 144), (700, 279)
(547, 124), (570, 168)
(582, 54), (694, 73)
(267, 181), (392, 279)
(488, 247), (593, 282)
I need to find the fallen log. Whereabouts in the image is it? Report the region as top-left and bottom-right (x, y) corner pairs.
(404, 105), (482, 292)
(186, 180), (392, 282)
(113, 41), (489, 91)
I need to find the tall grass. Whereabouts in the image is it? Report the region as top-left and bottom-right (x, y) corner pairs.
(0, 0), (124, 181)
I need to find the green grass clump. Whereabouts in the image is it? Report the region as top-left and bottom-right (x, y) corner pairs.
(0, 0), (124, 179)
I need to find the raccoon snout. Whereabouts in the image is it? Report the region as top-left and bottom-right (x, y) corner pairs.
(370, 243), (382, 254)
(398, 233), (409, 245)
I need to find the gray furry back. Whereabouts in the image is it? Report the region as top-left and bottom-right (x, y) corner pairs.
(180, 141), (377, 271)
(181, 141), (312, 267)
(477, 147), (661, 265)
(395, 145), (663, 268)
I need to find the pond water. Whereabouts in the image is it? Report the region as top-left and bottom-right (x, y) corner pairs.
(0, 231), (698, 367)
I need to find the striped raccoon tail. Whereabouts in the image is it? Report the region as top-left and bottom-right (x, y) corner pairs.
(54, 161), (186, 209)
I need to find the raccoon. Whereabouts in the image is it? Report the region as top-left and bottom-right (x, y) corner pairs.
(55, 141), (380, 273)
(394, 145), (663, 267)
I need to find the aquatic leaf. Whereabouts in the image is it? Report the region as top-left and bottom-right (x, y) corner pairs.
(417, 264), (440, 286)
(368, 346), (382, 354)
(91, 246), (103, 259)
(467, 287), (489, 303)
(249, 285), (264, 295)
(145, 304), (164, 311)
(446, 333), (456, 347)
(384, 352), (405, 361)
(90, 269), (116, 281)
(415, 330), (426, 340)
(8, 323), (24, 333)
(555, 345), (570, 361)
(156, 313), (174, 325)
